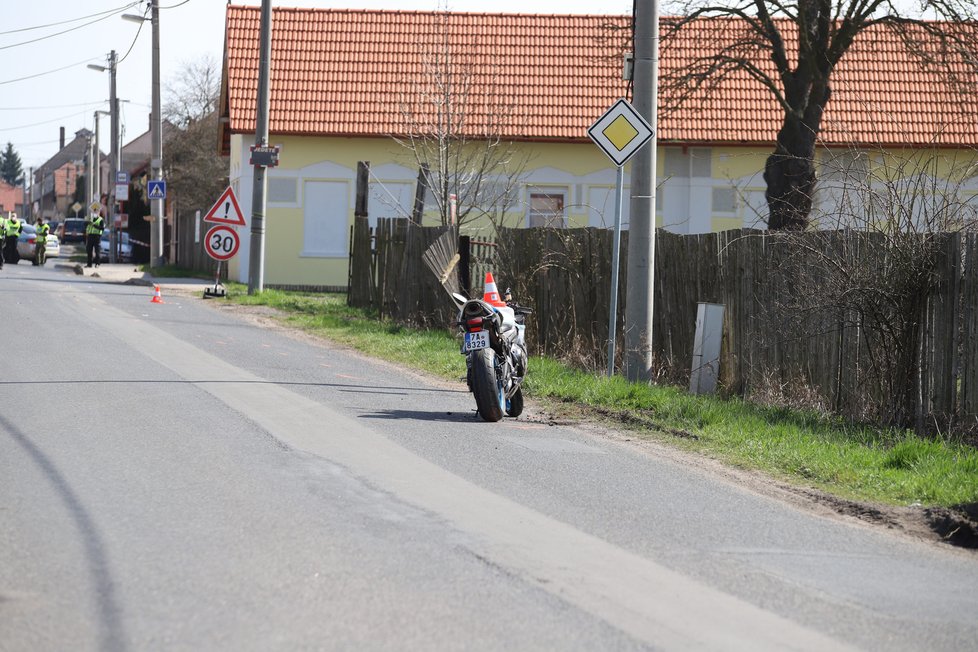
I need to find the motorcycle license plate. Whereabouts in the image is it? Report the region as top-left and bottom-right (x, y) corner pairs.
(463, 330), (489, 352)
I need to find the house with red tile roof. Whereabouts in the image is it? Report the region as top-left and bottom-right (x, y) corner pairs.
(219, 6), (978, 289)
(0, 181), (23, 218)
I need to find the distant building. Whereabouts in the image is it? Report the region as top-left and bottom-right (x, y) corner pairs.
(0, 180), (23, 217)
(32, 128), (99, 223)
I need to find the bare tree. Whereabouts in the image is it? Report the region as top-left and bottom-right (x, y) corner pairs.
(390, 15), (529, 231)
(660, 1), (978, 230)
(163, 56), (227, 215)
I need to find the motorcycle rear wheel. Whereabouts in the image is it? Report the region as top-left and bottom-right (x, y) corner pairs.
(472, 348), (504, 422)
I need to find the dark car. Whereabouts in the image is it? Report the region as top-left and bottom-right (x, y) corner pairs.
(59, 218), (87, 243)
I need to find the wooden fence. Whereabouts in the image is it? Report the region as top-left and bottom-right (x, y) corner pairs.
(348, 220), (978, 433)
(173, 211), (225, 278)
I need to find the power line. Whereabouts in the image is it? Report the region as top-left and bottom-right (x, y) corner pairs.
(0, 2), (141, 35)
(0, 58), (103, 86)
(117, 13), (147, 65)
(0, 109), (100, 133)
(0, 101), (107, 111)
(0, 1), (142, 51)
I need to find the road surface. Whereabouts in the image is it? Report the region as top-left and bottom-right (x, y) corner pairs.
(1, 264), (976, 651)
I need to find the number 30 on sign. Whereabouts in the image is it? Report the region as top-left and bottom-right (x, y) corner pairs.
(204, 224), (240, 261)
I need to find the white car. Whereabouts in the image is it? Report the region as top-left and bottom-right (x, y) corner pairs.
(100, 231), (133, 262)
(16, 224), (61, 264)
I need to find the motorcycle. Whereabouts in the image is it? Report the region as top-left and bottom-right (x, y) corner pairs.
(453, 273), (532, 422)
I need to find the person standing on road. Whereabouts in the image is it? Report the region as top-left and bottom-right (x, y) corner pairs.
(34, 217), (50, 266)
(0, 213), (7, 270)
(85, 212), (105, 268)
(3, 212), (22, 265)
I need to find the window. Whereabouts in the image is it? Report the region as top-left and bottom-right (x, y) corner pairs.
(712, 187), (738, 214)
(528, 192), (566, 228)
(302, 181), (349, 257)
(662, 147), (713, 233)
(268, 177), (297, 204)
(368, 181), (413, 227)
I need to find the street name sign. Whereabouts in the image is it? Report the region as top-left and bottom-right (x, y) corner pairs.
(587, 98), (654, 168)
(249, 144), (281, 167)
(116, 172), (129, 201)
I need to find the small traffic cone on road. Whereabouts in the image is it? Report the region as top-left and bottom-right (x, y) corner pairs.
(482, 272), (506, 307)
(150, 284), (164, 304)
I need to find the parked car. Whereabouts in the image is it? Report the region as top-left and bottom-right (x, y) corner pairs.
(100, 231), (132, 262)
(59, 218), (87, 243)
(16, 224), (61, 263)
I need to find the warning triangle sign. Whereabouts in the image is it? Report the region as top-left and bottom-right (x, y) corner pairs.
(204, 186), (246, 226)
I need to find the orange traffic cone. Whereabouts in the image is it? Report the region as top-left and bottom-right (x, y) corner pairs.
(150, 284), (164, 304)
(482, 273), (506, 307)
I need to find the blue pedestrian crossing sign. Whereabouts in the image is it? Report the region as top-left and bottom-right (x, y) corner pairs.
(148, 180), (166, 200)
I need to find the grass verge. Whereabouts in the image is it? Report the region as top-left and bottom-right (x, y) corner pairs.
(226, 286), (978, 510)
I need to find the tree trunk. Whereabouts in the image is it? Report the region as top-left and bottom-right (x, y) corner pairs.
(763, 76), (829, 231)
(763, 120), (817, 231)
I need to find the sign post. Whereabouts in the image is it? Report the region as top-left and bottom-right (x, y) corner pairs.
(588, 99), (654, 377)
(202, 186), (247, 298)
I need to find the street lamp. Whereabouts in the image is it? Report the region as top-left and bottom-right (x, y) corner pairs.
(123, 0), (164, 267)
(88, 52), (119, 264)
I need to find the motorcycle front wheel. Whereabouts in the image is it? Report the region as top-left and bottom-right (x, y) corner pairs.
(472, 348), (504, 422)
(506, 387), (524, 417)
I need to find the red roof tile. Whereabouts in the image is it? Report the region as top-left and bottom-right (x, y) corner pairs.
(221, 6), (978, 151)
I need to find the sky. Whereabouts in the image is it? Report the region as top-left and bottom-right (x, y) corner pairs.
(1, 0), (635, 174)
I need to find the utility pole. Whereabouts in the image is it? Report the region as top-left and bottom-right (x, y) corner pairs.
(88, 52), (118, 262)
(22, 168), (30, 221)
(109, 50), (120, 264)
(86, 135), (93, 214)
(150, 0), (164, 267)
(624, 0), (660, 382)
(248, 0), (272, 294)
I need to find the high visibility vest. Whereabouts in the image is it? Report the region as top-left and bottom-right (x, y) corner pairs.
(37, 223), (49, 243)
(86, 217), (104, 236)
(6, 217), (21, 237)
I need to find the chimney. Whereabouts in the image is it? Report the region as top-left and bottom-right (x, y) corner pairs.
(60, 127), (65, 151)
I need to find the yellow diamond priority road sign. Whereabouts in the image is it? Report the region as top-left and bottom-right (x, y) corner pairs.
(588, 98), (654, 167)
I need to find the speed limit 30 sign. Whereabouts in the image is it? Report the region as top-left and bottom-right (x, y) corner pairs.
(204, 225), (240, 261)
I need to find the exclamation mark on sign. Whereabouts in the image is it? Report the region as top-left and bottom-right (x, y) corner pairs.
(224, 202), (230, 219)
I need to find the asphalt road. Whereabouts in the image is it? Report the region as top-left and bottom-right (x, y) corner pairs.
(1, 263), (976, 652)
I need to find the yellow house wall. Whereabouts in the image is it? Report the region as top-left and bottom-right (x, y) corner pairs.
(227, 133), (978, 288)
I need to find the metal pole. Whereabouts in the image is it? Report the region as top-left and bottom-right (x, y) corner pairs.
(85, 135), (92, 215)
(624, 0), (659, 382)
(607, 164), (625, 376)
(23, 168), (30, 221)
(93, 113), (101, 206)
(248, 0), (273, 294)
(150, 0), (164, 267)
(109, 50), (119, 264)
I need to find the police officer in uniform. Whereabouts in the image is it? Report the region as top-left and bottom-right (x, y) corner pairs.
(85, 212), (105, 268)
(3, 212), (22, 265)
(34, 217), (50, 266)
(0, 213), (7, 270)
